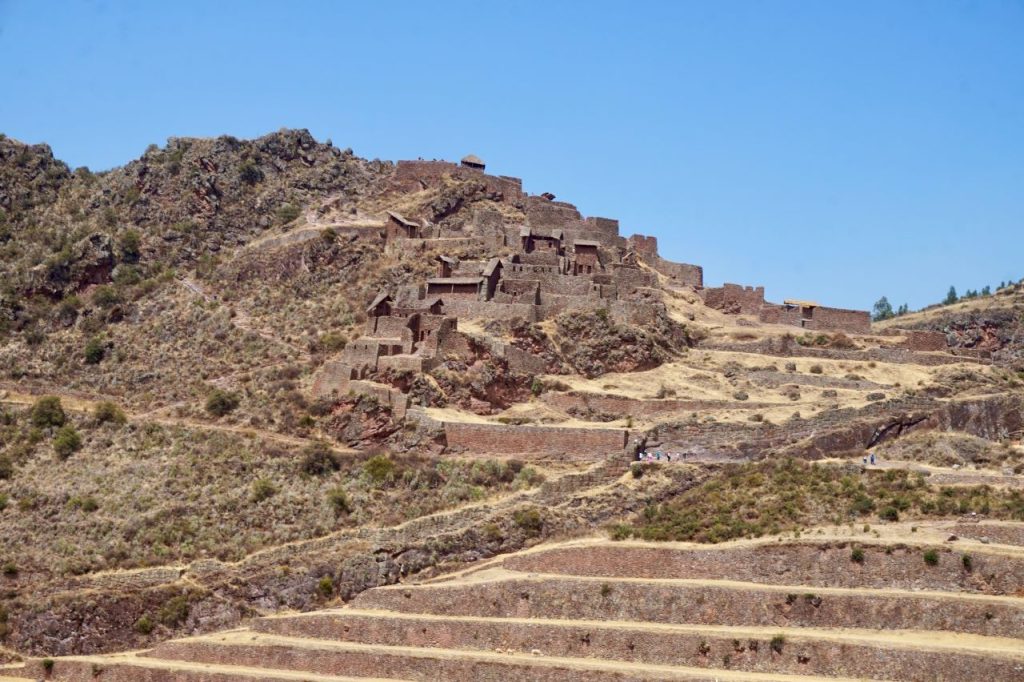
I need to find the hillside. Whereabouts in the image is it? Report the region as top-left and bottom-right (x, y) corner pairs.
(0, 130), (1022, 679)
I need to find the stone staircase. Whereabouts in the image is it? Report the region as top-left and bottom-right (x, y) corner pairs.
(10, 525), (1024, 681)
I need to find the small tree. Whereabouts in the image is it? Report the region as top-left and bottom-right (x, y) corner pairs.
(871, 296), (895, 322)
(981, 285), (991, 296)
(943, 286), (958, 305)
(31, 396), (66, 428)
(896, 303), (909, 316)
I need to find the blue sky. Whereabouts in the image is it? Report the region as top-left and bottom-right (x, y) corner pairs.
(1, 1), (1021, 311)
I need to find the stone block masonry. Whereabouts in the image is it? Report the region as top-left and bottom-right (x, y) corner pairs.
(444, 422), (628, 458)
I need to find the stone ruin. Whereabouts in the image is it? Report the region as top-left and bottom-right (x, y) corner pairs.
(313, 155), (875, 421)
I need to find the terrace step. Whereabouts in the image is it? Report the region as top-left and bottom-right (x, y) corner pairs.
(352, 569), (1024, 638)
(249, 607), (1024, 680)
(500, 541), (1024, 593)
(24, 653), (408, 682)
(146, 631), (883, 682)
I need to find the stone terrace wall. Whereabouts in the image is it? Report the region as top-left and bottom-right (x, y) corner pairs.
(760, 304), (871, 334)
(542, 392), (774, 419)
(880, 328), (949, 352)
(702, 336), (987, 366)
(441, 299), (540, 322)
(444, 423), (627, 458)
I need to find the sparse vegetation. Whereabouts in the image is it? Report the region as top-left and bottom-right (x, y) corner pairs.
(30, 396), (66, 428)
(617, 458), (1024, 543)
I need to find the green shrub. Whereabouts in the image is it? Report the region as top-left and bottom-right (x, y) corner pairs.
(205, 389), (240, 417)
(53, 425), (82, 459)
(42, 659), (54, 673)
(238, 161), (263, 185)
(770, 635), (785, 654)
(83, 337), (105, 364)
(318, 331), (347, 352)
(276, 204), (301, 225)
(92, 285), (122, 308)
(630, 462), (644, 479)
(94, 400), (127, 425)
(1, 561), (16, 577)
(608, 523), (632, 541)
(68, 495), (99, 512)
(962, 554), (973, 572)
(923, 549), (940, 566)
(513, 508), (544, 536)
(118, 229), (142, 262)
(809, 364), (823, 374)
(327, 487), (351, 516)
(363, 454), (396, 485)
(0, 455), (12, 480)
(251, 478), (277, 502)
(850, 547), (865, 563)
(878, 506), (899, 522)
(0, 493), (7, 511)
(301, 442), (341, 476)
(30, 396), (66, 427)
(134, 614), (155, 635)
(158, 595), (190, 626)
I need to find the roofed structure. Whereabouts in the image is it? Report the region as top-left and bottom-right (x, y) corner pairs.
(460, 154), (485, 170)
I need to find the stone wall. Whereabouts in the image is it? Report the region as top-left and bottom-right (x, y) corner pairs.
(311, 360), (355, 398)
(392, 160), (525, 203)
(759, 304), (871, 334)
(349, 380), (409, 420)
(702, 283), (766, 314)
(541, 392), (774, 418)
(444, 422), (628, 458)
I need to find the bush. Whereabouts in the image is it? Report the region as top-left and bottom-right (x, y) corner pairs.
(251, 478), (276, 502)
(158, 595), (190, 626)
(68, 495), (99, 512)
(850, 547), (865, 563)
(962, 554), (973, 572)
(770, 635), (785, 654)
(327, 487), (351, 516)
(94, 400), (127, 426)
(118, 229), (142, 262)
(238, 161), (263, 185)
(0, 455), (12, 480)
(513, 508), (544, 536)
(2, 561), (16, 577)
(318, 332), (347, 353)
(92, 285), (122, 308)
(809, 364), (824, 374)
(923, 549), (940, 566)
(301, 442), (341, 476)
(83, 337), (105, 364)
(31, 396), (66, 428)
(53, 425), (82, 459)
(205, 389), (240, 417)
(878, 506), (900, 522)
(276, 204), (301, 225)
(0, 493), (7, 511)
(630, 462), (644, 479)
(317, 575), (334, 597)
(134, 614), (155, 635)
(363, 454), (396, 485)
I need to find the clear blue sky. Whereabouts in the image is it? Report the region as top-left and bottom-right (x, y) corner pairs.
(2, 1), (1022, 311)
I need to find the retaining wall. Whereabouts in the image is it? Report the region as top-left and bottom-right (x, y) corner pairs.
(444, 422), (628, 458)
